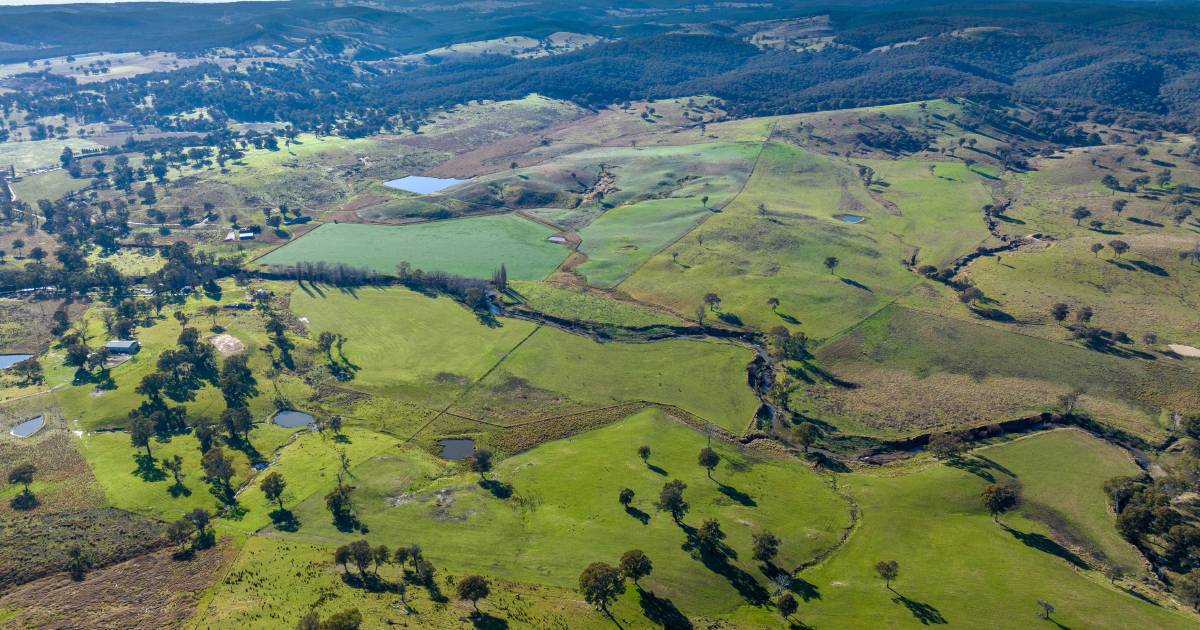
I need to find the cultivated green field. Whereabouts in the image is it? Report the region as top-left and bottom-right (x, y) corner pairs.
(0, 138), (101, 172)
(259, 216), (569, 280)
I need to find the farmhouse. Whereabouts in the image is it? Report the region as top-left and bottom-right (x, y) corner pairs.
(105, 339), (140, 354)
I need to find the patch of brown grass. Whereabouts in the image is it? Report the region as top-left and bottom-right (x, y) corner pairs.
(0, 538), (236, 628)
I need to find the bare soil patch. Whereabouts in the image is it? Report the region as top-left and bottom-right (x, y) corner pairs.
(0, 538), (236, 629)
(208, 333), (246, 357)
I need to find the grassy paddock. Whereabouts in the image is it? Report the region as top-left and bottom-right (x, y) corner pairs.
(283, 408), (850, 618)
(258, 216), (568, 280)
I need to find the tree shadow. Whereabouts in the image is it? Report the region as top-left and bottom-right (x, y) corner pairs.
(717, 483), (757, 507)
(133, 454), (167, 482)
(9, 492), (39, 510)
(1128, 217), (1163, 227)
(638, 587), (693, 629)
(944, 455), (1003, 482)
(995, 213), (1025, 225)
(270, 508), (300, 532)
(470, 611), (509, 630)
(1130, 260), (1168, 276)
(800, 362), (857, 389)
(681, 524), (768, 605)
(840, 277), (873, 293)
(718, 312), (744, 326)
(647, 464), (668, 476)
(776, 312), (801, 324)
(1105, 259), (1136, 272)
(168, 482), (192, 497)
(479, 479), (513, 499)
(970, 307), (1016, 323)
(1003, 525), (1088, 569)
(625, 506), (651, 525)
(224, 433), (262, 461)
(891, 593), (947, 625)
(790, 576), (821, 601)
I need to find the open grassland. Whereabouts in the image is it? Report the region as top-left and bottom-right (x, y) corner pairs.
(0, 138), (101, 173)
(86, 248), (167, 277)
(152, 133), (445, 219)
(239, 427), (399, 531)
(78, 423), (300, 526)
(9, 168), (89, 202)
(290, 286), (538, 408)
(957, 233), (1200, 346)
(284, 409), (850, 619)
(806, 304), (1196, 440)
(509, 281), (685, 327)
(983, 429), (1145, 573)
(797, 445), (1194, 629)
(455, 326), (760, 432)
(621, 141), (919, 337)
(402, 93), (588, 156)
(855, 158), (998, 267)
(188, 536), (659, 630)
(292, 286), (756, 431)
(259, 216), (568, 280)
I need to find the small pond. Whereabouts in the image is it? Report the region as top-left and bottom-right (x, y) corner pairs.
(0, 354), (33, 369)
(439, 438), (475, 460)
(833, 214), (865, 223)
(383, 175), (469, 194)
(251, 461), (269, 471)
(273, 410), (316, 428)
(10, 416), (45, 438)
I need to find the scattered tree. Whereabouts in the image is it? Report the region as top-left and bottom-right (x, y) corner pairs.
(777, 593), (798, 620)
(468, 449), (493, 481)
(981, 481), (1021, 523)
(65, 544), (91, 581)
(747, 531), (780, 567)
(698, 447), (720, 479)
(638, 445), (651, 464)
(457, 575), (490, 611)
(875, 560), (899, 590)
(656, 479), (689, 524)
(261, 471), (287, 511)
(619, 487), (635, 508)
(619, 549), (653, 585)
(823, 256), (839, 274)
(579, 562), (625, 615)
(1037, 599), (1055, 621)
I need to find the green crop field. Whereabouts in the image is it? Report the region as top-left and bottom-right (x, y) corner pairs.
(258, 216), (569, 280)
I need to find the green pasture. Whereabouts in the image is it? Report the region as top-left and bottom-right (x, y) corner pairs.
(577, 197), (715, 287)
(622, 142), (919, 337)
(984, 429), (1144, 573)
(259, 216), (568, 280)
(956, 233), (1200, 346)
(290, 285), (537, 408)
(509, 280), (685, 327)
(459, 325), (760, 432)
(188, 536), (643, 630)
(808, 304), (1195, 439)
(284, 408), (850, 618)
(0, 138), (101, 172)
(9, 168), (89, 202)
(78, 423), (298, 525)
(798, 439), (1193, 629)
